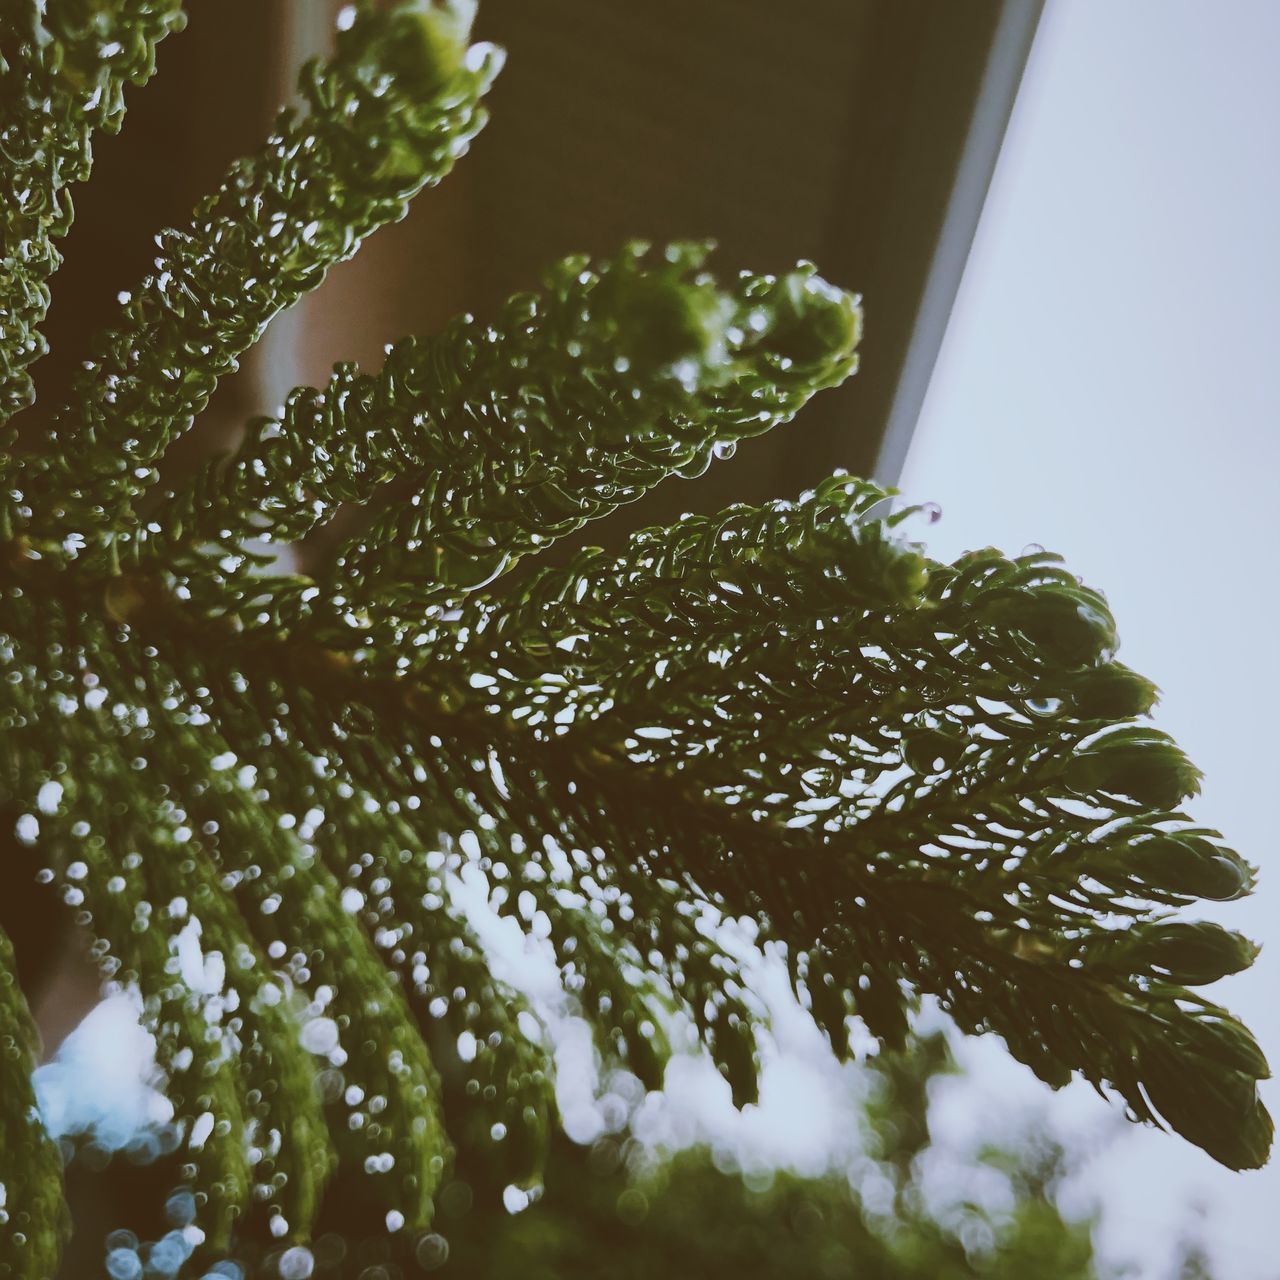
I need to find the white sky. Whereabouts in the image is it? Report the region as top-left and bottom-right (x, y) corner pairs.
(900, 1), (1280, 1275)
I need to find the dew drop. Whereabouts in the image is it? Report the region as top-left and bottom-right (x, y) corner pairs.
(105, 1247), (143, 1280)
(277, 1246), (314, 1279)
(36, 780), (63, 813)
(300, 1017), (340, 1055)
(414, 1235), (449, 1270)
(164, 1188), (197, 1226)
(148, 1231), (191, 1276)
(1027, 696), (1063, 716)
(189, 1112), (214, 1149)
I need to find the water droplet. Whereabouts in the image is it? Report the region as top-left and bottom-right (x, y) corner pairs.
(414, 1235), (449, 1270)
(1026, 696), (1063, 716)
(189, 1112), (214, 1149)
(503, 1184), (530, 1214)
(36, 780), (63, 813)
(164, 1188), (197, 1226)
(278, 1246), (314, 1279)
(300, 1017), (340, 1055)
(148, 1231), (191, 1276)
(105, 1247), (143, 1280)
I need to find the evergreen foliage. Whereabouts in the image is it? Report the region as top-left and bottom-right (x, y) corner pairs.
(0, 0), (186, 423)
(0, 1), (1268, 1274)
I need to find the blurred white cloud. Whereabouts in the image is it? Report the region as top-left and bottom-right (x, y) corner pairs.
(33, 989), (172, 1153)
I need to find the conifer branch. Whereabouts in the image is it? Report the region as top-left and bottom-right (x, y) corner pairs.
(4, 470), (1268, 1175)
(6, 0), (501, 540)
(0, 0), (186, 427)
(141, 244), (861, 634)
(0, 925), (70, 1277)
(0, 5), (1268, 1269)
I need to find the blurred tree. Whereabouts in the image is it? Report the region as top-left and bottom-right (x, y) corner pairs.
(438, 1036), (1104, 1280)
(1170, 1207), (1217, 1280)
(0, 1), (1266, 1276)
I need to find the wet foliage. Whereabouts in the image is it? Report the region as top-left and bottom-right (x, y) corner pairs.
(0, 1), (1269, 1275)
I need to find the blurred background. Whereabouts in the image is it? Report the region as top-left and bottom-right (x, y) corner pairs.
(12, 1), (1279, 1276)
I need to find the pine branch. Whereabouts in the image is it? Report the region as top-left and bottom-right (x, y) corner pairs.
(0, 4), (1269, 1269)
(0, 925), (70, 1277)
(6, 0), (501, 540)
(0, 0), (186, 429)
(175, 767), (451, 1240)
(4, 470), (1268, 1175)
(336, 475), (1269, 1163)
(140, 244), (860, 633)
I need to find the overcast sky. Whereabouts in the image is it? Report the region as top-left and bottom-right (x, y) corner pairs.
(901, 1), (1280, 1274)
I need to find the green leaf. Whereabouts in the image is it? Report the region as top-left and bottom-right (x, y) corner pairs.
(1088, 921), (1259, 986)
(1091, 829), (1256, 902)
(1064, 726), (1203, 809)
